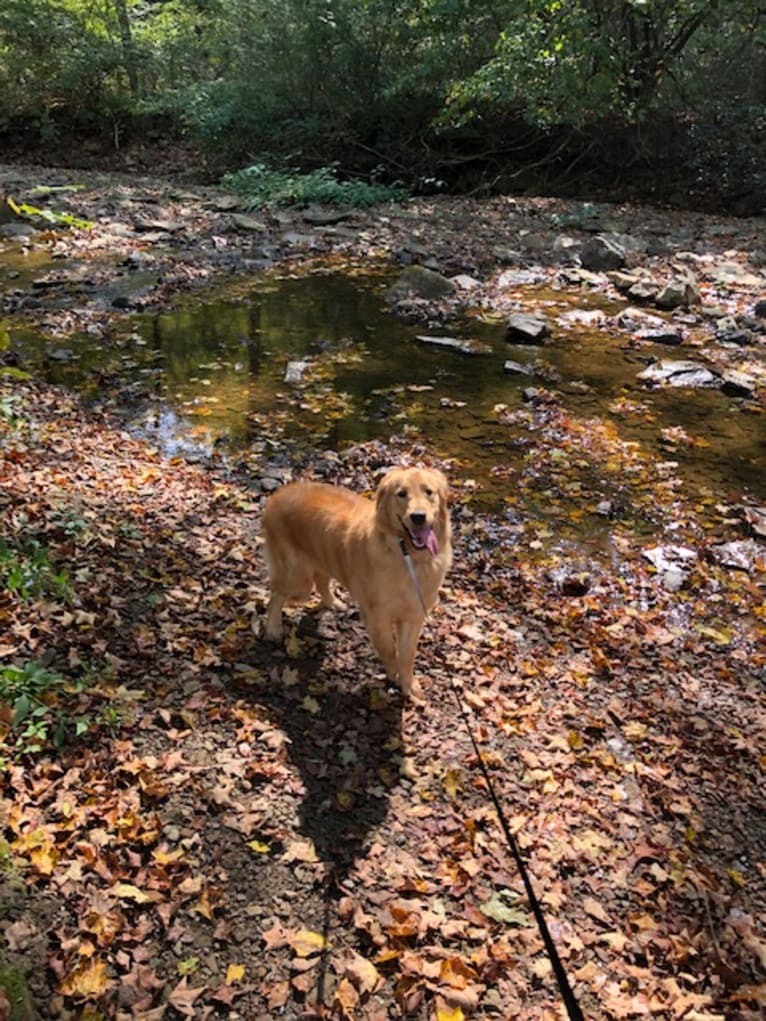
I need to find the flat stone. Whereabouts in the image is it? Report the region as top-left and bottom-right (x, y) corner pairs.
(386, 265), (455, 301)
(628, 279), (660, 301)
(505, 312), (551, 344)
(302, 207), (352, 225)
(231, 213), (267, 231)
(720, 370), (757, 397)
(638, 360), (719, 387)
(710, 540), (763, 572)
(503, 359), (532, 375)
(415, 335), (492, 355)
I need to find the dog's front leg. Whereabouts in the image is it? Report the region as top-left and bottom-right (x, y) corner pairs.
(395, 616), (425, 700)
(364, 613), (399, 684)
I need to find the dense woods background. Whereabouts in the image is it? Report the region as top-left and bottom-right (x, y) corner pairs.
(1, 1), (764, 208)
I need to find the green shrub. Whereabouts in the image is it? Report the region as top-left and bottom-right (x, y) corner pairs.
(221, 163), (408, 209)
(0, 537), (72, 602)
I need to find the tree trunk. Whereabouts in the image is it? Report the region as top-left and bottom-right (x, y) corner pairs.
(113, 0), (139, 98)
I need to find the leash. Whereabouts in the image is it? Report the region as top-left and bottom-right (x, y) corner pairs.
(399, 537), (585, 1021)
(451, 687), (585, 1021)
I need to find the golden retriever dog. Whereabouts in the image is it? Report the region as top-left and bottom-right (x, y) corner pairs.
(261, 466), (452, 699)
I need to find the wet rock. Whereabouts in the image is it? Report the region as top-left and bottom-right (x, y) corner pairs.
(522, 386), (559, 405)
(580, 234), (626, 271)
(415, 335), (492, 355)
(505, 312), (551, 344)
(753, 298), (766, 318)
(284, 360), (310, 383)
(742, 505), (766, 539)
(716, 316), (753, 345)
(503, 359), (532, 376)
(720, 370), (757, 398)
(386, 265), (455, 301)
(655, 274), (701, 310)
(638, 360), (719, 387)
(709, 540), (763, 572)
(642, 544), (697, 591)
(231, 213), (267, 231)
(618, 307), (683, 345)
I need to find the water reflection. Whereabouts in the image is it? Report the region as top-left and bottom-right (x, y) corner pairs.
(9, 268), (765, 504)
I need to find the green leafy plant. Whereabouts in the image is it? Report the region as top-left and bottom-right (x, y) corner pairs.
(0, 537), (72, 601)
(0, 661), (85, 757)
(221, 163), (408, 209)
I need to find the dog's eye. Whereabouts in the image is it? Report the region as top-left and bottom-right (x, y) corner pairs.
(424, 487), (434, 497)
(397, 489), (407, 499)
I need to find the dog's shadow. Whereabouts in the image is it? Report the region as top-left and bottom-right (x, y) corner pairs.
(250, 610), (404, 875)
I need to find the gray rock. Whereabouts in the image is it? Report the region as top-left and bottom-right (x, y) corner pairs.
(720, 370), (757, 397)
(415, 335), (492, 355)
(580, 234), (626, 271)
(753, 298), (766, 318)
(642, 544), (697, 590)
(386, 265), (455, 301)
(492, 247), (524, 265)
(710, 540), (762, 572)
(450, 274), (481, 291)
(0, 222), (38, 238)
(709, 262), (764, 288)
(638, 360), (719, 387)
(505, 312), (551, 344)
(627, 279), (660, 302)
(231, 213), (267, 231)
(655, 275), (701, 310)
(503, 359), (532, 376)
(302, 207), (352, 225)
(284, 360), (310, 383)
(607, 270), (642, 292)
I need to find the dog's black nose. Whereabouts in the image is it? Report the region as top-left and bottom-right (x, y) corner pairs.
(410, 511), (427, 526)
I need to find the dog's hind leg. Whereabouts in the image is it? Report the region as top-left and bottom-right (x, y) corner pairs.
(314, 572), (342, 611)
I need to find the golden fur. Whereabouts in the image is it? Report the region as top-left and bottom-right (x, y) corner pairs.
(261, 466), (452, 698)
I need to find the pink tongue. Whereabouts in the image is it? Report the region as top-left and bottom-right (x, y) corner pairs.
(425, 530), (439, 557)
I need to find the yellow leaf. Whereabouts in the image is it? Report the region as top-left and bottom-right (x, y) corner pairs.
(289, 928), (329, 957)
(59, 958), (108, 998)
(247, 839), (270, 854)
(226, 963), (245, 984)
(111, 883), (151, 904)
(436, 1004), (464, 1021)
(727, 868), (746, 888)
(567, 730), (584, 750)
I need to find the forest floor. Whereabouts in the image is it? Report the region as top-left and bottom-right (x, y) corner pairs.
(0, 164), (765, 1021)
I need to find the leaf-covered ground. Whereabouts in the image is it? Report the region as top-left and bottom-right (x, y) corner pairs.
(1, 371), (764, 1020)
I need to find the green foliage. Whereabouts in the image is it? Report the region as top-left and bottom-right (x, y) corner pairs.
(222, 163), (408, 208)
(0, 964), (32, 1021)
(0, 661), (77, 757)
(0, 536), (72, 602)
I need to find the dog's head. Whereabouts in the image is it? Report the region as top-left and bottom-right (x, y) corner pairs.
(375, 466), (450, 556)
